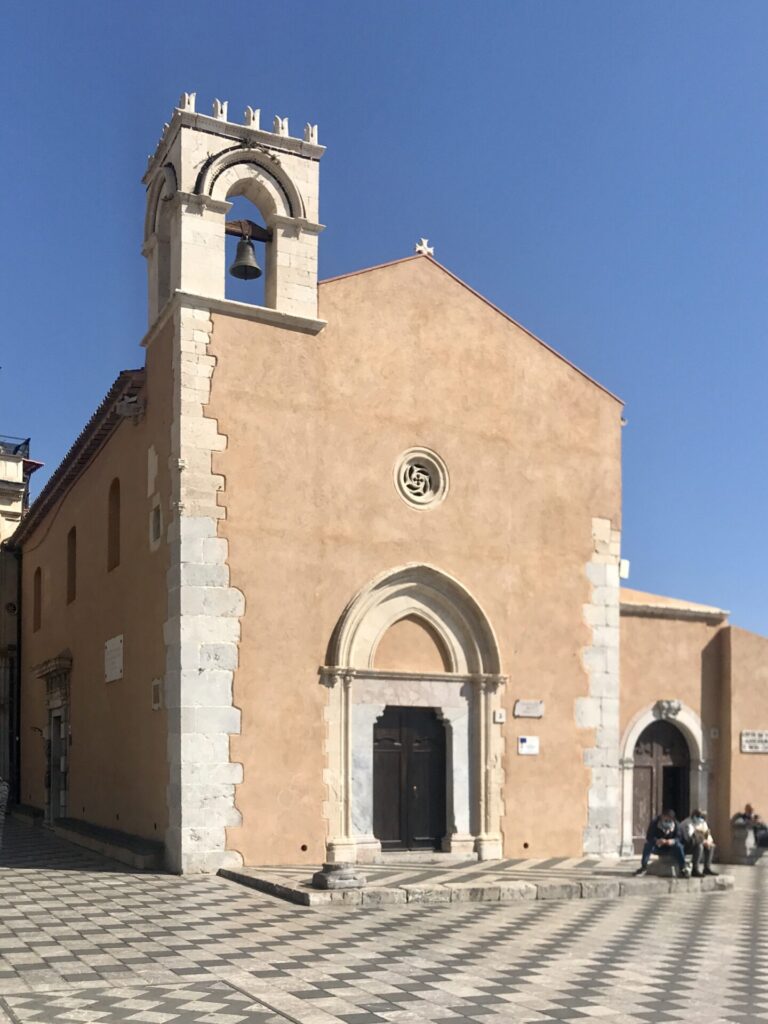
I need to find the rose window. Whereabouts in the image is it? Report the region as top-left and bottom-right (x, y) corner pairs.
(394, 448), (449, 509)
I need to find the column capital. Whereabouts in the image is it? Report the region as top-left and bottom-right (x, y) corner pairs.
(473, 673), (507, 692)
(318, 666), (354, 689)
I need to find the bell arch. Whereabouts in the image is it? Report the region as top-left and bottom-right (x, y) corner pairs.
(198, 148), (304, 220)
(619, 701), (708, 856)
(321, 564), (506, 864)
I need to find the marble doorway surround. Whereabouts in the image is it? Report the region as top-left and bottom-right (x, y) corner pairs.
(320, 565), (507, 864)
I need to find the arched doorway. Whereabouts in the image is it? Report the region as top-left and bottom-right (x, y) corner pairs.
(373, 706), (447, 850)
(320, 564), (507, 863)
(619, 701), (708, 856)
(631, 720), (690, 852)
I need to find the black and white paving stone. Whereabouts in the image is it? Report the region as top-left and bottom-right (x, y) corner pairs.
(1, 817), (766, 1024)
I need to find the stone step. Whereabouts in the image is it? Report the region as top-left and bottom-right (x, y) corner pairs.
(218, 866), (734, 908)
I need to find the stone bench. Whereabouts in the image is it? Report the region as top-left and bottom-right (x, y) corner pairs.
(647, 854), (685, 877)
(728, 823), (763, 865)
(51, 818), (164, 871)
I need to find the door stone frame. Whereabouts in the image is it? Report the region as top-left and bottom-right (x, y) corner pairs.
(619, 700), (708, 856)
(320, 564), (506, 864)
(33, 652), (72, 824)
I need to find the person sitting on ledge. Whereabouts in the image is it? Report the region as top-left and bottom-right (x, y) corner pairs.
(635, 809), (690, 877)
(681, 809), (718, 877)
(731, 804), (768, 847)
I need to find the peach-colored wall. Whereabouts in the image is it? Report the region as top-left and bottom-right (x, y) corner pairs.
(620, 615), (724, 738)
(374, 617), (449, 674)
(620, 612), (738, 846)
(19, 324), (173, 840)
(726, 626), (768, 827)
(209, 257), (623, 865)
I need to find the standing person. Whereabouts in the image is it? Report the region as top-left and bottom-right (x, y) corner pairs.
(635, 809), (690, 877)
(681, 809), (717, 877)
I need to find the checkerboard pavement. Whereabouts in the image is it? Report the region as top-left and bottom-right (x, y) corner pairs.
(1, 816), (767, 1023)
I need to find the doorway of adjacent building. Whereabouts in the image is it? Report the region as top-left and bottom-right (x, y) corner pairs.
(373, 706), (446, 851)
(48, 709), (66, 822)
(631, 719), (690, 852)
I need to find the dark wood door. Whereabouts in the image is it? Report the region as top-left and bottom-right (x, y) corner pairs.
(373, 706), (446, 850)
(632, 720), (690, 852)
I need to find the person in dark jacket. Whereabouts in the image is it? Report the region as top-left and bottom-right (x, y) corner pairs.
(635, 809), (690, 877)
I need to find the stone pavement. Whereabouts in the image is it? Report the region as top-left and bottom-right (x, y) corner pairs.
(1, 816), (767, 1024)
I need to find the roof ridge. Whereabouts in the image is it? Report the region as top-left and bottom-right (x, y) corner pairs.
(12, 368), (145, 546)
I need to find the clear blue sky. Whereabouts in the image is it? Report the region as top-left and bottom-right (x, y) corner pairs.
(1, 2), (766, 633)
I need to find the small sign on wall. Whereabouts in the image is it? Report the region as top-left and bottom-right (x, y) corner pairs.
(518, 735), (540, 756)
(105, 635), (124, 683)
(514, 700), (544, 719)
(741, 730), (768, 753)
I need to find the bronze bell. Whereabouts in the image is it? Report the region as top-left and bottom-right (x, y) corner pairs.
(229, 238), (262, 280)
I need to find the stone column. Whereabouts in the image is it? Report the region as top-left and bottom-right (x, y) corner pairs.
(320, 668), (357, 863)
(475, 674), (504, 860)
(619, 756), (635, 856)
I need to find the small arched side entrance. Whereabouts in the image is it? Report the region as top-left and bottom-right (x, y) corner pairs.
(320, 564), (507, 863)
(619, 701), (708, 856)
(631, 720), (690, 853)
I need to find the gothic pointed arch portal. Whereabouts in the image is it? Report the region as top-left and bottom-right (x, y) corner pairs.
(320, 565), (507, 863)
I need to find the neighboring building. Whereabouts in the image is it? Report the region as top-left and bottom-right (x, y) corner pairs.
(0, 437), (40, 789)
(6, 95), (767, 872)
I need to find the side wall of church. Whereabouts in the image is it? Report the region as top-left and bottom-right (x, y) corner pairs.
(619, 613), (729, 842)
(620, 614), (725, 736)
(18, 324), (174, 840)
(206, 257), (623, 865)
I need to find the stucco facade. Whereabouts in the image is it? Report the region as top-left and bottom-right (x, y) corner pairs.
(208, 256), (623, 865)
(4, 94), (766, 872)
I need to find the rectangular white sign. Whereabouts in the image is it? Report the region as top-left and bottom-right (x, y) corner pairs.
(518, 735), (540, 756)
(105, 634), (124, 683)
(741, 730), (768, 753)
(514, 699), (545, 719)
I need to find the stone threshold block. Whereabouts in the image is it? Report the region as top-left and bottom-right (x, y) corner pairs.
(217, 865), (735, 909)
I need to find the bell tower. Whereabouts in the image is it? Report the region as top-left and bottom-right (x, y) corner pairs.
(142, 95), (325, 874)
(142, 93), (324, 325)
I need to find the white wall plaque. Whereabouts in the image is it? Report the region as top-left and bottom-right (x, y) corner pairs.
(741, 730), (768, 753)
(518, 735), (540, 756)
(104, 634), (124, 683)
(514, 700), (544, 719)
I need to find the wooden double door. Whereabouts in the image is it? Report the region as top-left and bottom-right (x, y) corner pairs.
(632, 720), (690, 852)
(373, 706), (446, 851)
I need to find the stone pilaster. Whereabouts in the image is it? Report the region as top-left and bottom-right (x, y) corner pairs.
(578, 517), (621, 856)
(164, 305), (244, 874)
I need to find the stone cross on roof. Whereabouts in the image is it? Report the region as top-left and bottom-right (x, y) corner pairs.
(414, 238), (434, 256)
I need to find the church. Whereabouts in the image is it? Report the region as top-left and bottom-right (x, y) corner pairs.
(3, 94), (767, 874)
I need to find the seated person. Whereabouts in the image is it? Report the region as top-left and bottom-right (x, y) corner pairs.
(732, 803), (763, 826)
(635, 809), (690, 877)
(731, 803), (768, 847)
(681, 809), (717, 877)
